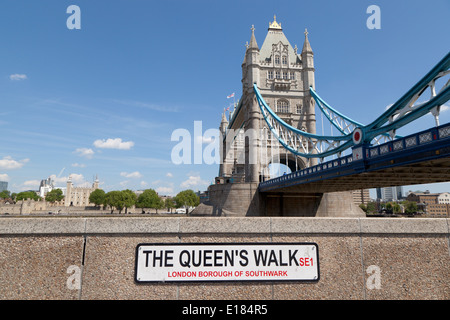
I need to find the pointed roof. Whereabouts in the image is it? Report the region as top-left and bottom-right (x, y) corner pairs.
(259, 16), (301, 64)
(221, 109), (228, 123)
(248, 25), (259, 50)
(302, 28), (313, 53)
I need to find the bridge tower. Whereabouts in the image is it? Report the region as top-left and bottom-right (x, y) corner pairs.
(197, 16), (364, 217)
(235, 16), (318, 183)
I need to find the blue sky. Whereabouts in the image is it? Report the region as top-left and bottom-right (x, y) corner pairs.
(1, 0), (449, 196)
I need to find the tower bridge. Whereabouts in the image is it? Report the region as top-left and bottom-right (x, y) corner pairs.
(193, 17), (450, 217)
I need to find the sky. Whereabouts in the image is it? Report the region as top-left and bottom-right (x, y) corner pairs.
(0, 0), (449, 197)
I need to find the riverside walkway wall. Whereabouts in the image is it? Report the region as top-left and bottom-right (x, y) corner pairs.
(0, 216), (449, 300)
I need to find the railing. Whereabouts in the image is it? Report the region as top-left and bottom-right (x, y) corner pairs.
(259, 122), (450, 190)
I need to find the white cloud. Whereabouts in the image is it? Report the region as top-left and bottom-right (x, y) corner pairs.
(140, 181), (148, 187)
(441, 104), (449, 112)
(10, 74), (27, 81)
(64, 174), (90, 187)
(71, 163), (86, 168)
(166, 172), (173, 178)
(23, 180), (40, 188)
(120, 171), (142, 179)
(74, 148), (95, 159)
(0, 156), (29, 170)
(156, 186), (174, 196)
(93, 138), (134, 150)
(77, 181), (92, 188)
(180, 174), (208, 189)
(0, 173), (9, 181)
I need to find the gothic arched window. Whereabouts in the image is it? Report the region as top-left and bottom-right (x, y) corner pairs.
(277, 100), (289, 113)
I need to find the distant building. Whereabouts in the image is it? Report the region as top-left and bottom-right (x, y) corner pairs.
(406, 191), (439, 206)
(427, 204), (449, 217)
(39, 177), (54, 198)
(64, 175), (100, 207)
(196, 191), (210, 204)
(377, 186), (403, 202)
(438, 192), (450, 204)
(406, 191), (449, 217)
(352, 189), (370, 206)
(0, 181), (7, 192)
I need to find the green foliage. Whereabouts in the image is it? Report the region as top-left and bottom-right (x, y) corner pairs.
(105, 190), (125, 213)
(404, 201), (418, 214)
(359, 203), (367, 213)
(45, 189), (64, 203)
(174, 190), (199, 209)
(89, 189), (106, 207)
(0, 190), (11, 199)
(122, 189), (137, 213)
(365, 201), (377, 213)
(392, 203), (401, 214)
(165, 197), (176, 211)
(136, 189), (162, 209)
(385, 202), (393, 212)
(16, 191), (40, 201)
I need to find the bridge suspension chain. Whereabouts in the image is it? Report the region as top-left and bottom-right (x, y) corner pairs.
(253, 52), (450, 161)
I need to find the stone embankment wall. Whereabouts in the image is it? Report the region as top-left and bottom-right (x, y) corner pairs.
(0, 201), (169, 215)
(0, 217), (449, 300)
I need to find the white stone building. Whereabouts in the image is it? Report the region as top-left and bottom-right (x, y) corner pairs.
(64, 175), (100, 207)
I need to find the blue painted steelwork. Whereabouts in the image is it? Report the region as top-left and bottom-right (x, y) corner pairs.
(310, 87), (402, 140)
(254, 52), (450, 159)
(259, 122), (450, 192)
(309, 87), (363, 135)
(254, 83), (353, 159)
(367, 52), (450, 134)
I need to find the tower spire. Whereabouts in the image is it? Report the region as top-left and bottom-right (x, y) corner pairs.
(248, 25), (259, 50)
(302, 28), (313, 53)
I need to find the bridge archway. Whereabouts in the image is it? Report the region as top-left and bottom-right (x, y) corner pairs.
(263, 152), (306, 180)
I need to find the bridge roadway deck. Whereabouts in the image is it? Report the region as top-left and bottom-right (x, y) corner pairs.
(259, 123), (450, 193)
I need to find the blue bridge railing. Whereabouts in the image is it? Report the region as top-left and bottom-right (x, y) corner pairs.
(259, 122), (450, 191)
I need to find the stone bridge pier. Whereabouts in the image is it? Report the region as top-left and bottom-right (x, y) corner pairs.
(191, 183), (365, 217)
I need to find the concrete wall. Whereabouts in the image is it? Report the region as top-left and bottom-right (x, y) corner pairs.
(204, 184), (365, 217)
(0, 217), (449, 300)
(0, 202), (172, 215)
(205, 183), (260, 216)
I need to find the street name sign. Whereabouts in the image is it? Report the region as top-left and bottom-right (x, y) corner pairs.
(135, 243), (319, 283)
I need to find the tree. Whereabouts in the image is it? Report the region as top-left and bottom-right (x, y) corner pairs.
(89, 189), (106, 208)
(136, 189), (163, 213)
(392, 203), (401, 214)
(122, 189), (137, 214)
(0, 190), (11, 199)
(359, 203), (367, 213)
(165, 198), (176, 213)
(365, 201), (377, 214)
(174, 190), (200, 213)
(404, 201), (418, 215)
(105, 190), (125, 214)
(45, 189), (64, 203)
(16, 191), (40, 201)
(385, 202), (393, 214)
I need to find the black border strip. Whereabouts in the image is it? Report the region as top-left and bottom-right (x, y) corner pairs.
(134, 242), (320, 284)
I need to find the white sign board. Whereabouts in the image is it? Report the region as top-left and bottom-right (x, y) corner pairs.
(135, 243), (319, 282)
